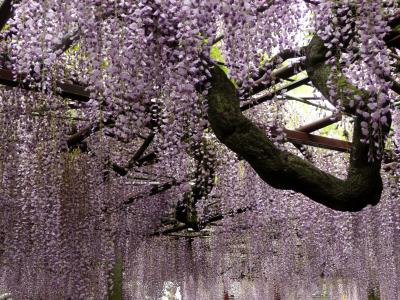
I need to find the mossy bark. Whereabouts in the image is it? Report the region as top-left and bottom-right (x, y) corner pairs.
(108, 255), (123, 300)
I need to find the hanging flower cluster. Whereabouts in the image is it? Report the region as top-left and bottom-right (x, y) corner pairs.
(314, 0), (394, 159)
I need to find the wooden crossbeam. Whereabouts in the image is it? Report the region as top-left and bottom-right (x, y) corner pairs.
(57, 82), (89, 102)
(288, 114), (343, 158)
(296, 114), (341, 133)
(0, 68), (90, 102)
(283, 129), (352, 152)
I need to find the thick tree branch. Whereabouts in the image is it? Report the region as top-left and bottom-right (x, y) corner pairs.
(123, 180), (178, 206)
(0, 0), (14, 31)
(67, 117), (115, 149)
(111, 133), (156, 176)
(175, 139), (216, 228)
(304, 36), (366, 115)
(206, 63), (387, 212)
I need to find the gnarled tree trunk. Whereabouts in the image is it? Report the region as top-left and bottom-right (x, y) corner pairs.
(206, 35), (391, 212)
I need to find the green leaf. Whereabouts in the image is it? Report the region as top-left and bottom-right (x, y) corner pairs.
(210, 44), (228, 75)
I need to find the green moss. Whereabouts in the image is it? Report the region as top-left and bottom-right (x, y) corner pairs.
(238, 160), (245, 178)
(186, 208), (198, 229)
(259, 52), (270, 66)
(1, 23), (10, 32)
(210, 44), (228, 74)
(214, 175), (219, 185)
(66, 109), (78, 126)
(108, 256), (123, 300)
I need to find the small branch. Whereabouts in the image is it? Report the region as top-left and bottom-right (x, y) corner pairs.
(201, 204), (255, 225)
(152, 203), (256, 237)
(303, 0), (319, 6)
(243, 53), (303, 97)
(66, 122), (100, 149)
(126, 133), (155, 169)
(256, 0), (275, 14)
(112, 133), (156, 176)
(123, 179), (180, 206)
(212, 35), (224, 45)
(384, 75), (400, 95)
(0, 68), (90, 102)
(151, 223), (188, 237)
(136, 152), (157, 166)
(67, 118), (114, 149)
(53, 28), (81, 54)
(240, 76), (310, 111)
(249, 62), (302, 96)
(284, 95), (334, 111)
(296, 113), (342, 133)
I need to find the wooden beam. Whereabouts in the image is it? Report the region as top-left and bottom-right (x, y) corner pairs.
(283, 128), (352, 152)
(296, 114), (341, 133)
(57, 82), (90, 102)
(0, 68), (90, 102)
